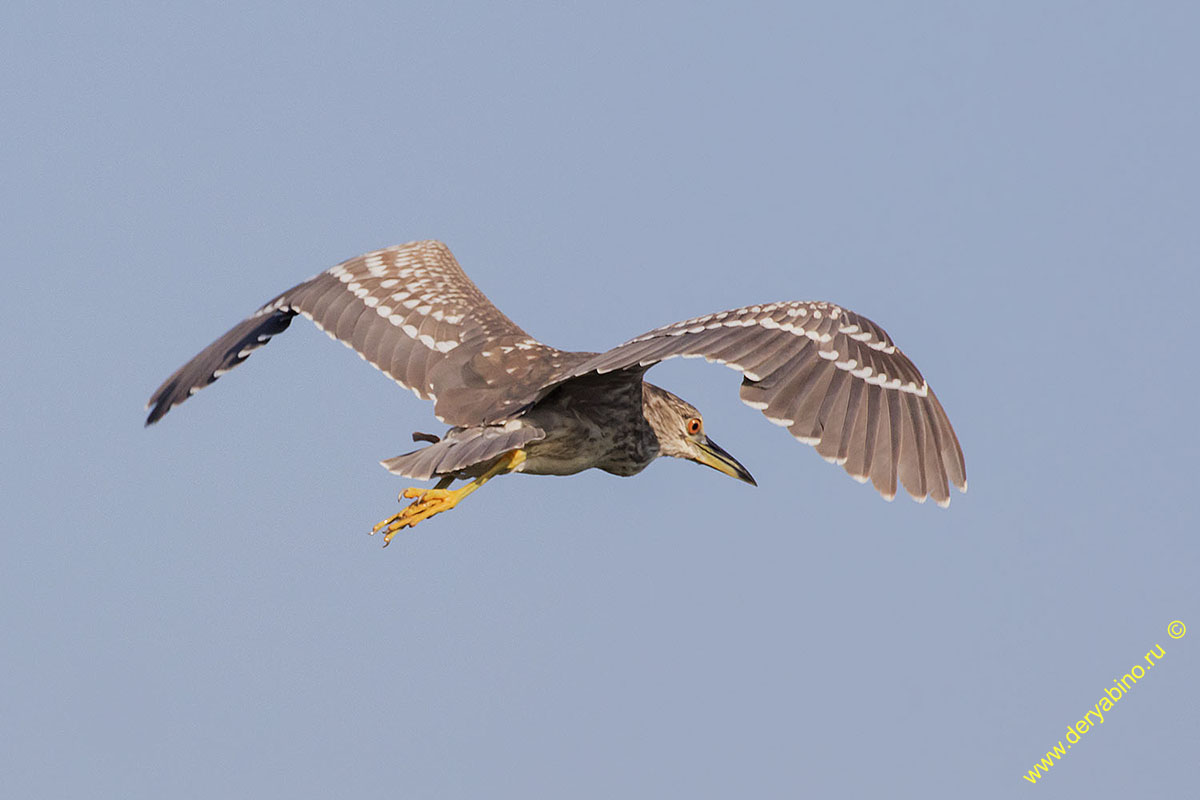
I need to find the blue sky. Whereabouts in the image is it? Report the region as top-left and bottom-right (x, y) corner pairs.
(2, 2), (1197, 797)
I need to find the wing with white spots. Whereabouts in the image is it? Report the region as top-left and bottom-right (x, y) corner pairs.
(566, 302), (967, 506)
(146, 240), (573, 426)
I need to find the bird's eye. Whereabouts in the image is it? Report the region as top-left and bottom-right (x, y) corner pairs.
(686, 417), (702, 435)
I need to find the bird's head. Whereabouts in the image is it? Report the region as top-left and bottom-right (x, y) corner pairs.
(642, 383), (757, 486)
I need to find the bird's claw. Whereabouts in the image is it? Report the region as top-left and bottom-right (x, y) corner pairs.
(370, 487), (462, 545)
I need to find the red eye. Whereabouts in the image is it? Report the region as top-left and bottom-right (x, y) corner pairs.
(686, 417), (702, 435)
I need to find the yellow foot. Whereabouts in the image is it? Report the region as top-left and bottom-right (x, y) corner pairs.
(371, 486), (468, 545)
(368, 448), (527, 547)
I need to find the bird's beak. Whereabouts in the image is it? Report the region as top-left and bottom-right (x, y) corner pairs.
(693, 436), (757, 486)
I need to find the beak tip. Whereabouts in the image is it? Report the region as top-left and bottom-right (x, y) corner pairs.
(697, 436), (757, 488)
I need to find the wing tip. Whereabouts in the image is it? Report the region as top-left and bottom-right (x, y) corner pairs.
(144, 395), (170, 426)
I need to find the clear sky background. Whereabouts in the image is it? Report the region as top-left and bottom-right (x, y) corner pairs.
(2, 2), (1197, 797)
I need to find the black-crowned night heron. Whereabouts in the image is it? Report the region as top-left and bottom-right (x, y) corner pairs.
(147, 240), (966, 544)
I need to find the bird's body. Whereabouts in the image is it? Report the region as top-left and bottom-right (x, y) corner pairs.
(392, 374), (660, 480)
(515, 375), (662, 478)
(147, 240), (965, 543)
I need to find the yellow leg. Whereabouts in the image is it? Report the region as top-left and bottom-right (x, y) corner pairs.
(370, 449), (527, 546)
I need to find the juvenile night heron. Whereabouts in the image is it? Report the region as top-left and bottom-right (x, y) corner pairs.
(147, 240), (965, 544)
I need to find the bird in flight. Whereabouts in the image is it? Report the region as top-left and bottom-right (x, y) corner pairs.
(147, 240), (966, 545)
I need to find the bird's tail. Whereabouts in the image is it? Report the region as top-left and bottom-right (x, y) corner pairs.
(380, 424), (544, 481)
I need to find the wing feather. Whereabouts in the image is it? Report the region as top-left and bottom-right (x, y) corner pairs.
(898, 392), (928, 500)
(812, 369), (851, 462)
(835, 378), (866, 465)
(146, 240), (567, 426)
(764, 351), (829, 437)
(558, 301), (965, 505)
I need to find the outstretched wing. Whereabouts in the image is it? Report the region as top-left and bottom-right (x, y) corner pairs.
(563, 301), (966, 506)
(146, 240), (575, 426)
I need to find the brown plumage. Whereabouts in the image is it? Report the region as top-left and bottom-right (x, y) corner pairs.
(147, 239), (965, 540)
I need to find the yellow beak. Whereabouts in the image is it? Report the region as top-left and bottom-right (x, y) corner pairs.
(693, 436), (757, 486)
